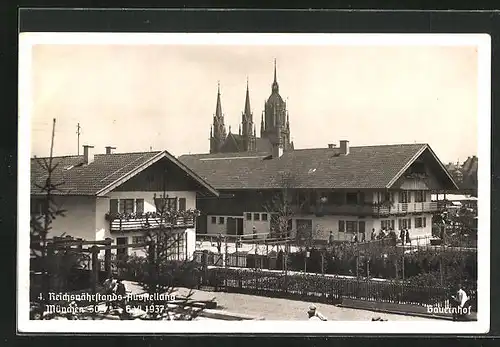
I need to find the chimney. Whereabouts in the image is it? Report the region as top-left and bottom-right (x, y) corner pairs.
(105, 146), (116, 154)
(328, 143), (336, 149)
(83, 145), (95, 164)
(339, 140), (349, 155)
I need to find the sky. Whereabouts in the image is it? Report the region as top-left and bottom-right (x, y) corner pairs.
(29, 42), (479, 164)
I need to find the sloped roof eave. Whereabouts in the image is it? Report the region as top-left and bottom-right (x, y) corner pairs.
(96, 151), (219, 197)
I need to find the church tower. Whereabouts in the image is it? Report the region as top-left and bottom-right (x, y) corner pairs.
(210, 82), (227, 153)
(240, 78), (256, 151)
(261, 59), (292, 151)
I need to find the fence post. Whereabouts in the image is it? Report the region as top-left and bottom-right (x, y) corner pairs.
(104, 238), (112, 277)
(90, 245), (99, 294)
(202, 250), (208, 285)
(148, 241), (156, 291)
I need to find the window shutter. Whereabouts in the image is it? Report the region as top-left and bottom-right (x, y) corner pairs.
(179, 198), (186, 211)
(423, 217), (426, 228)
(136, 199), (144, 213)
(110, 199), (118, 214)
(391, 220), (395, 230)
(118, 200), (125, 213)
(408, 191), (412, 203)
(339, 220), (345, 232)
(408, 218), (412, 229)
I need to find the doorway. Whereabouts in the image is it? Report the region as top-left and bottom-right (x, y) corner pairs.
(116, 237), (128, 259)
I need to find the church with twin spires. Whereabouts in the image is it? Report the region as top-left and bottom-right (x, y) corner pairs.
(209, 60), (294, 154)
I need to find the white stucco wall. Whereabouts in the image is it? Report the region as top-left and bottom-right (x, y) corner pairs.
(44, 196), (97, 241)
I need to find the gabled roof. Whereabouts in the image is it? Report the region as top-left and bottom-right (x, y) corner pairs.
(179, 143), (458, 191)
(31, 150), (219, 197)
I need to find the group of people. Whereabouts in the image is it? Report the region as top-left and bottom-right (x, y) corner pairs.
(370, 227), (411, 244)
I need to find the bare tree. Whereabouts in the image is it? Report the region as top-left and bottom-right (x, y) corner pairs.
(264, 171), (298, 242)
(124, 173), (210, 320)
(30, 119), (68, 319)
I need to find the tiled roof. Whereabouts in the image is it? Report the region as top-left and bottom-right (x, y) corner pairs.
(31, 151), (218, 196)
(179, 143), (452, 190)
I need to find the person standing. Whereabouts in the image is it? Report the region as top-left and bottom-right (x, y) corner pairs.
(216, 233), (222, 254)
(451, 283), (469, 321)
(405, 229), (411, 244)
(400, 229), (405, 245)
(328, 231), (335, 246)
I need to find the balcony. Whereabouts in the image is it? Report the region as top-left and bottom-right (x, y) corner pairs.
(292, 201), (441, 217)
(373, 202), (440, 216)
(294, 203), (375, 217)
(106, 211), (198, 233)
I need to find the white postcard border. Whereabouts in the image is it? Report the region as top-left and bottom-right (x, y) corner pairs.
(18, 32), (491, 334)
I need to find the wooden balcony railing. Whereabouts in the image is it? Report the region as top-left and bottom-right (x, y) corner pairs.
(293, 201), (441, 217)
(109, 216), (195, 233)
(373, 201), (440, 216)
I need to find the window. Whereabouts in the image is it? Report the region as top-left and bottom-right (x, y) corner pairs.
(381, 192), (394, 203)
(132, 236), (147, 248)
(261, 213), (268, 221)
(339, 220), (345, 232)
(415, 191), (426, 203)
(346, 221), (358, 233)
(154, 197), (177, 212)
(246, 213), (252, 221)
(136, 199), (144, 213)
(178, 198), (186, 211)
(399, 191), (410, 203)
(398, 218), (412, 230)
(254, 213), (260, 221)
(415, 217), (427, 228)
(211, 216), (217, 224)
(381, 220), (395, 230)
(296, 219), (313, 240)
(346, 193), (358, 205)
(120, 199), (134, 213)
(219, 217), (224, 225)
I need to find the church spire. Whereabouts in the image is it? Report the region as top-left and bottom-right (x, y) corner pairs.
(215, 81), (222, 118)
(272, 58), (279, 93)
(244, 77), (251, 118)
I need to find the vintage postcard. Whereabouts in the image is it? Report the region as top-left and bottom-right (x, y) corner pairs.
(18, 33), (490, 334)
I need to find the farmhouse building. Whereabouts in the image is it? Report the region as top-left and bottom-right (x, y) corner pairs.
(30, 146), (219, 260)
(179, 141), (459, 243)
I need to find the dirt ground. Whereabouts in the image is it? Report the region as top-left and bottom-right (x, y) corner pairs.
(124, 281), (434, 321)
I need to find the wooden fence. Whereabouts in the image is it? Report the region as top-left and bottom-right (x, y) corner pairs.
(204, 267), (477, 311)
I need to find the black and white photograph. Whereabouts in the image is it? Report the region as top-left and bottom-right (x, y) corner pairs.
(18, 33), (490, 334)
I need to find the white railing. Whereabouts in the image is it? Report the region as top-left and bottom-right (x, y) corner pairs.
(374, 201), (439, 215)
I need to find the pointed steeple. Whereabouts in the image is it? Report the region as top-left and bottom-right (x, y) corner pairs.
(272, 58), (279, 93)
(215, 81), (222, 118)
(244, 77), (252, 117)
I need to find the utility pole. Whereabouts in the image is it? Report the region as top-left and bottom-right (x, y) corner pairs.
(76, 123), (81, 155)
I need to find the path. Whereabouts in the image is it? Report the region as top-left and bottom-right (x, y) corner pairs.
(123, 281), (434, 321)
